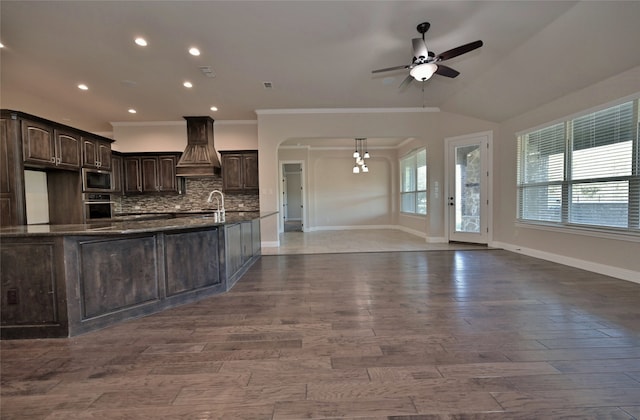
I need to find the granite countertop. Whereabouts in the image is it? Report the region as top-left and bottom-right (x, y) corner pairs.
(0, 211), (278, 237)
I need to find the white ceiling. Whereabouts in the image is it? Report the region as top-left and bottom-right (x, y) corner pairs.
(2, 1), (640, 133)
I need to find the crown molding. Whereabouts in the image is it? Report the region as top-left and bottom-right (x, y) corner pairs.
(255, 107), (440, 115)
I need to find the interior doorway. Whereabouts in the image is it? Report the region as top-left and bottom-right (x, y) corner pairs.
(281, 162), (304, 232)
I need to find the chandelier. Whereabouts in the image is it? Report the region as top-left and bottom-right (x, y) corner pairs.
(352, 138), (370, 174)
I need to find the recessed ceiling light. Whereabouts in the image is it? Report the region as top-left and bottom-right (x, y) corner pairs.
(135, 37), (147, 47)
(128, 109), (137, 114)
(78, 84), (89, 90)
(210, 106), (218, 112)
(183, 81), (193, 88)
(189, 47), (200, 56)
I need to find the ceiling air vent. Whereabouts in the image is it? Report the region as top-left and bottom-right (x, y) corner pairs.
(199, 66), (215, 78)
(263, 81), (273, 89)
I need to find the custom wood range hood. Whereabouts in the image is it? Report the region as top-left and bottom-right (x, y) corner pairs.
(176, 116), (221, 177)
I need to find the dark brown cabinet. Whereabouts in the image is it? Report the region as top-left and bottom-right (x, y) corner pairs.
(82, 136), (111, 170)
(0, 239), (68, 338)
(123, 153), (180, 194)
(0, 112), (26, 227)
(221, 150), (259, 193)
(111, 153), (123, 195)
(21, 119), (81, 170)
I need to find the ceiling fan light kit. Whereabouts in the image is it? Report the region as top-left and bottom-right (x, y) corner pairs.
(410, 63), (438, 81)
(372, 21), (483, 87)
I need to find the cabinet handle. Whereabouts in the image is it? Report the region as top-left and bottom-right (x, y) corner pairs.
(56, 157), (61, 164)
(51, 157), (56, 163)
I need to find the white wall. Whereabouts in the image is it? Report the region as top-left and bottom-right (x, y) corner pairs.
(111, 120), (257, 152)
(259, 110), (444, 244)
(493, 65), (640, 281)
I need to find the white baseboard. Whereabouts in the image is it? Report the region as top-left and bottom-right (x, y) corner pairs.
(310, 224), (397, 232)
(492, 241), (640, 284)
(262, 240), (280, 248)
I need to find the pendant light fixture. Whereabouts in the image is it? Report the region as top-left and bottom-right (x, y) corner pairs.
(352, 138), (370, 174)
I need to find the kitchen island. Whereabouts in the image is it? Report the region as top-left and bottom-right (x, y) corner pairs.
(0, 212), (273, 339)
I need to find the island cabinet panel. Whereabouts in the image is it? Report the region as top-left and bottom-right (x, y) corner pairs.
(251, 218), (261, 256)
(78, 236), (159, 320)
(0, 239), (68, 338)
(164, 229), (221, 296)
(225, 223), (243, 278)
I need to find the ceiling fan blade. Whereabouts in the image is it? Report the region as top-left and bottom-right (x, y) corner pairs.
(372, 64), (409, 74)
(437, 40), (483, 61)
(435, 64), (460, 78)
(412, 38), (428, 61)
(399, 74), (414, 89)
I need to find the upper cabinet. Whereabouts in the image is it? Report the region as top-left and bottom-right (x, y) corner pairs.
(111, 153), (123, 195)
(122, 153), (181, 195)
(82, 136), (111, 170)
(221, 150), (259, 193)
(22, 119), (81, 171)
(0, 112), (26, 227)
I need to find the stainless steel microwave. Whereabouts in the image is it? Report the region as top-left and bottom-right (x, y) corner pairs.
(82, 168), (112, 193)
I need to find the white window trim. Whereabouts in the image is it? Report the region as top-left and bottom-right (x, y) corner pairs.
(516, 96), (640, 238)
(400, 148), (427, 216)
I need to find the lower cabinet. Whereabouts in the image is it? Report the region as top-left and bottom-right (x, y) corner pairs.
(0, 238), (68, 338)
(78, 235), (159, 320)
(165, 229), (221, 296)
(0, 220), (261, 339)
(225, 219), (261, 288)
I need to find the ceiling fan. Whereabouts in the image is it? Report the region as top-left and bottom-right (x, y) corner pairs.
(372, 22), (483, 88)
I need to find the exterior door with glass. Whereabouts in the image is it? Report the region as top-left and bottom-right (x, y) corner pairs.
(446, 133), (491, 244)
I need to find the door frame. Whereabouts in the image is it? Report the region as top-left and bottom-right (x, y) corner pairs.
(279, 160), (306, 233)
(444, 131), (493, 244)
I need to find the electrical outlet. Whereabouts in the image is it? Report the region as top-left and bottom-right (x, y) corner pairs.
(7, 288), (18, 305)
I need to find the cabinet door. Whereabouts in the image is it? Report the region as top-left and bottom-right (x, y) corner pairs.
(225, 223), (243, 278)
(97, 142), (112, 170)
(54, 129), (81, 170)
(251, 218), (261, 256)
(111, 154), (123, 195)
(241, 221), (253, 263)
(124, 157), (142, 193)
(221, 154), (243, 191)
(1, 242), (59, 325)
(82, 138), (98, 168)
(22, 119), (55, 167)
(141, 157), (159, 192)
(242, 152), (259, 190)
(1, 116), (21, 227)
(158, 155), (177, 192)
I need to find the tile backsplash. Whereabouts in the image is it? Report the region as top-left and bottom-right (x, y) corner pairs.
(114, 176), (259, 214)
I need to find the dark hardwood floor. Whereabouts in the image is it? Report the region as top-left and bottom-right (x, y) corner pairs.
(1, 249), (639, 419)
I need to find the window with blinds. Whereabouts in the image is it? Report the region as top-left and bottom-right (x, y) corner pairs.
(517, 98), (639, 234)
(401, 148), (427, 215)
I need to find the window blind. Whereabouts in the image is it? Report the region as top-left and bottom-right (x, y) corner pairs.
(517, 98), (639, 233)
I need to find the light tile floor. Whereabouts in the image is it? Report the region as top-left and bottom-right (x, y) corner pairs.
(262, 229), (488, 255)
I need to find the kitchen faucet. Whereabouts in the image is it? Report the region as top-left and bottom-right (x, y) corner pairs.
(206, 190), (225, 222)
